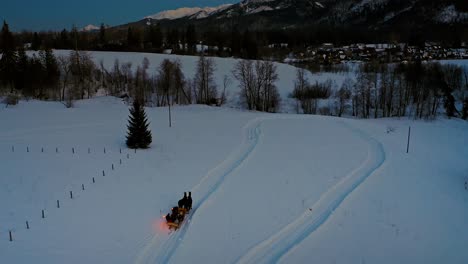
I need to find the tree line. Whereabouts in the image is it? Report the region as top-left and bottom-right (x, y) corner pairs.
(293, 62), (468, 120)
(6, 21), (261, 59)
(1, 20), (281, 111)
(5, 18), (468, 63)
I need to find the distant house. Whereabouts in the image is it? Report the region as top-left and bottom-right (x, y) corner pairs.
(320, 43), (334, 52)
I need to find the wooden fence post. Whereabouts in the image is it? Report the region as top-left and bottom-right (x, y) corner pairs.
(406, 126), (411, 154)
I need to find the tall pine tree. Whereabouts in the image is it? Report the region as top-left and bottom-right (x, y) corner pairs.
(126, 100), (152, 149)
(185, 24), (197, 54)
(99, 23), (107, 47)
(0, 20), (17, 92)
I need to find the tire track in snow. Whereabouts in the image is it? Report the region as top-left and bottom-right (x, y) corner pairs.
(235, 120), (386, 264)
(134, 117), (266, 264)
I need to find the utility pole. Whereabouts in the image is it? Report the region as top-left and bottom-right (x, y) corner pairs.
(167, 90), (172, 127)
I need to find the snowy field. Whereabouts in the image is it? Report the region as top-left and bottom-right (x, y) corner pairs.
(1, 95), (467, 264)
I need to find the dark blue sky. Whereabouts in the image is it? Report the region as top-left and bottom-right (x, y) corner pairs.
(2, 0), (237, 32)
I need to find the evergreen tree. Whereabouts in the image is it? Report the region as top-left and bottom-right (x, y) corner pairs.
(185, 24), (197, 54)
(59, 29), (70, 49)
(27, 54), (44, 97)
(99, 23), (107, 46)
(127, 26), (142, 50)
(126, 100), (152, 149)
(40, 48), (60, 91)
(70, 25), (80, 50)
(462, 98), (468, 120)
(15, 47), (29, 91)
(0, 20), (17, 92)
(168, 28), (179, 52)
(215, 29), (225, 56)
(241, 29), (258, 59)
(149, 24), (163, 50)
(31, 32), (41, 50)
(230, 25), (241, 57)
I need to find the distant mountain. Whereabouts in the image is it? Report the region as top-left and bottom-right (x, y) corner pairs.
(144, 4), (233, 20)
(139, 0), (467, 26)
(115, 0), (468, 42)
(81, 24), (100, 32)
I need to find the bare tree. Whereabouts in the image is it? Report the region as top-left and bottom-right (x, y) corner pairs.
(293, 68), (309, 113)
(220, 74), (231, 106)
(233, 59), (279, 112)
(155, 59), (190, 106)
(130, 58), (151, 104)
(69, 50), (96, 99)
(156, 59), (173, 106)
(173, 60), (191, 104)
(257, 60), (279, 112)
(110, 59), (123, 95)
(121, 62), (133, 95)
(57, 55), (71, 102)
(233, 59), (255, 110)
(194, 55), (217, 105)
(335, 79), (352, 117)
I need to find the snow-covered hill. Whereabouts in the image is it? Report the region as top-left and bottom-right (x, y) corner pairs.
(0, 96), (467, 264)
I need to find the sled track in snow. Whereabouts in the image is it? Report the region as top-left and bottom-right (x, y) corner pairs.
(235, 120), (386, 264)
(134, 117), (266, 264)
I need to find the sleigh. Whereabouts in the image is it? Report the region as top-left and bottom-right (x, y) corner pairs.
(166, 207), (190, 230)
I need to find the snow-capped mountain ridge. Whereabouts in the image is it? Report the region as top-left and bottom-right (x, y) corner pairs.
(145, 4), (233, 20)
(143, 0), (468, 24)
(132, 0), (468, 34)
(81, 24), (100, 32)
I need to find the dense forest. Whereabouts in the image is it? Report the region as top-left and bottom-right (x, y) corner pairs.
(4, 18), (468, 61)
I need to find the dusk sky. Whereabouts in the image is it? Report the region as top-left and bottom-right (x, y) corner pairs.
(2, 0), (237, 32)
